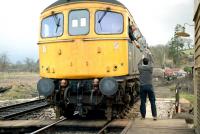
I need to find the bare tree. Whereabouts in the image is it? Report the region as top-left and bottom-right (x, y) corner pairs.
(150, 45), (169, 68)
(0, 53), (10, 72)
(24, 57), (39, 72)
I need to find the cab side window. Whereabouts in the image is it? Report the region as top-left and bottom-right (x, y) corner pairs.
(128, 19), (136, 41)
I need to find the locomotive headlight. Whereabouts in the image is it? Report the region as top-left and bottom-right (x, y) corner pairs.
(99, 77), (118, 96)
(37, 78), (55, 97)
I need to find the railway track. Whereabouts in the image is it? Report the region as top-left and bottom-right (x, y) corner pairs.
(0, 99), (49, 120)
(0, 102), (137, 133)
(97, 119), (132, 134)
(28, 118), (132, 134)
(30, 117), (67, 134)
(28, 98), (138, 134)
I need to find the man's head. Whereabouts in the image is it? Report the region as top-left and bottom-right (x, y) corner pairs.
(143, 58), (149, 65)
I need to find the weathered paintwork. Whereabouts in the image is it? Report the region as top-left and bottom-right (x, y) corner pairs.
(38, 1), (142, 79)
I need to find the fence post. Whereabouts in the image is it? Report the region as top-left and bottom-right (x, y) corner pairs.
(175, 82), (180, 113)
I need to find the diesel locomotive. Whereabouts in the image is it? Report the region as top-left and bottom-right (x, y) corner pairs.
(37, 0), (147, 120)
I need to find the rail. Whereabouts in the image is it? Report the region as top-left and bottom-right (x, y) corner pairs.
(30, 117), (67, 134)
(97, 120), (112, 134)
(97, 119), (132, 134)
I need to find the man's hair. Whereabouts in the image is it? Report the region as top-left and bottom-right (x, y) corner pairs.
(143, 58), (149, 65)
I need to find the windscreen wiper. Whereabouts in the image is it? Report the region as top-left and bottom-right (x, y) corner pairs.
(98, 7), (110, 23)
(53, 14), (61, 33)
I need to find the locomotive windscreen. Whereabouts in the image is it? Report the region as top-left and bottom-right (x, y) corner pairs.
(95, 11), (123, 34)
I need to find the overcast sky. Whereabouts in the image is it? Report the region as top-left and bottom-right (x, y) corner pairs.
(0, 0), (194, 63)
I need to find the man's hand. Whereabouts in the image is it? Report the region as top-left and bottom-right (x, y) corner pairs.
(145, 48), (152, 55)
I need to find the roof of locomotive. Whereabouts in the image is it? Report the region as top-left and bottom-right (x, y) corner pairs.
(45, 0), (125, 10)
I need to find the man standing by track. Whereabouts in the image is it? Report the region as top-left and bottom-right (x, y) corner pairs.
(138, 49), (157, 120)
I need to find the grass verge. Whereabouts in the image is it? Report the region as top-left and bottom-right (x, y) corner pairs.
(0, 72), (39, 100)
(180, 92), (195, 105)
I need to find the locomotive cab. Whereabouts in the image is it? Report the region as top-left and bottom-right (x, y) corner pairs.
(37, 0), (144, 119)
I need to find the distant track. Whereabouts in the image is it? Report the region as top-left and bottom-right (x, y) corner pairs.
(0, 99), (49, 119)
